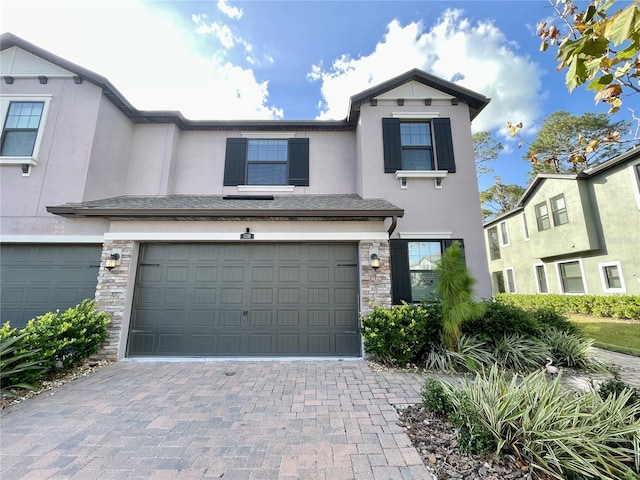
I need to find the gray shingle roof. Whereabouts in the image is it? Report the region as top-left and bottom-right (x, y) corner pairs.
(47, 194), (404, 220)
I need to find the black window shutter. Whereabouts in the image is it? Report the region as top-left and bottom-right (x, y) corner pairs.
(382, 118), (402, 173)
(288, 138), (309, 186)
(390, 239), (412, 304)
(223, 138), (247, 186)
(433, 118), (456, 173)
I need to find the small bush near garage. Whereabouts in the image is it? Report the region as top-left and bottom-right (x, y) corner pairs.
(0, 333), (45, 396)
(495, 293), (640, 319)
(361, 302), (442, 366)
(2, 300), (110, 386)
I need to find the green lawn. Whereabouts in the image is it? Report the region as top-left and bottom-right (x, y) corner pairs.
(570, 315), (640, 356)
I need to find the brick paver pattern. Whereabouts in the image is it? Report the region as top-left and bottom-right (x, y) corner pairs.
(1, 361), (434, 480)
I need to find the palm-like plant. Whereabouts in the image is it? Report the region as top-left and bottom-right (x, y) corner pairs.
(0, 333), (44, 397)
(436, 241), (485, 350)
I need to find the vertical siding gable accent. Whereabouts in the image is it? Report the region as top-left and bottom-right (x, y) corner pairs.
(223, 138), (247, 186)
(288, 138), (310, 186)
(433, 118), (456, 173)
(382, 118), (402, 173)
(390, 239), (412, 304)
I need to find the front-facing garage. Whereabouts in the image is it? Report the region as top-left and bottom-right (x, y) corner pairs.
(127, 242), (360, 357)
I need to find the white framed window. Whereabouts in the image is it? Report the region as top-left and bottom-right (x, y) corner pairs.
(504, 267), (517, 293)
(487, 226), (500, 260)
(533, 263), (549, 294)
(499, 220), (510, 247)
(555, 259), (587, 294)
(0, 95), (52, 165)
(535, 201), (551, 231)
(522, 213), (530, 241)
(598, 261), (626, 294)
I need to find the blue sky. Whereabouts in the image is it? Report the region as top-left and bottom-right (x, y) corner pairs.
(2, 0), (633, 191)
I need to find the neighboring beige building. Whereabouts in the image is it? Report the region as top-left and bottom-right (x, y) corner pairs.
(1, 33), (491, 359)
(484, 145), (640, 296)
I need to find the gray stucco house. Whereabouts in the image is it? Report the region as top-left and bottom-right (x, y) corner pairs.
(1, 33), (491, 359)
(484, 145), (640, 296)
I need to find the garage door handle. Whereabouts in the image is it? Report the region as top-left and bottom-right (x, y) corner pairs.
(337, 263), (358, 267)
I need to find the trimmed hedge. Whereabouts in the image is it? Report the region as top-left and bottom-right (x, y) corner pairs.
(495, 293), (640, 319)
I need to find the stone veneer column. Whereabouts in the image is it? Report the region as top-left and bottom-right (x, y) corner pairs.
(94, 240), (134, 360)
(360, 240), (391, 317)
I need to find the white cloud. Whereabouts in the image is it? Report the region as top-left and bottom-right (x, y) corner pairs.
(0, 0), (281, 120)
(217, 0), (243, 20)
(309, 10), (543, 134)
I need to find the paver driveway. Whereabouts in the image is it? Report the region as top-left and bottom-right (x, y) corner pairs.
(1, 360), (434, 479)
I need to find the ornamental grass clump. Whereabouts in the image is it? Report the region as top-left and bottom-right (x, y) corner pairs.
(422, 366), (640, 479)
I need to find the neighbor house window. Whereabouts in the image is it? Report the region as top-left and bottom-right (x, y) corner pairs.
(488, 226), (500, 260)
(390, 239), (464, 304)
(557, 260), (586, 294)
(0, 96), (51, 163)
(499, 221), (510, 247)
(223, 137), (309, 186)
(598, 261), (626, 293)
(535, 202), (551, 231)
(505, 267), (516, 293)
(383, 117), (456, 173)
(550, 194), (569, 226)
(493, 271), (505, 294)
(534, 264), (549, 294)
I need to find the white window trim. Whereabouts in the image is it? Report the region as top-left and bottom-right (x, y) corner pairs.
(391, 112), (440, 119)
(237, 185), (296, 193)
(240, 132), (296, 139)
(533, 263), (549, 294)
(630, 160), (640, 210)
(597, 261), (626, 294)
(499, 220), (510, 247)
(0, 94), (52, 165)
(555, 258), (588, 295)
(504, 267), (517, 293)
(522, 213), (530, 241)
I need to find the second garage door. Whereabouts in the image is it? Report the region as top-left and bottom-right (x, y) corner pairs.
(127, 243), (360, 357)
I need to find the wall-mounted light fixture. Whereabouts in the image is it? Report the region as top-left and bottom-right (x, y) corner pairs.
(105, 253), (120, 271)
(21, 164), (30, 175)
(38, 76), (48, 84)
(240, 227), (254, 240)
(370, 253), (380, 270)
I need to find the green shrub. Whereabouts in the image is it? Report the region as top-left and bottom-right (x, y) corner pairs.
(597, 371), (640, 409)
(529, 307), (581, 335)
(0, 322), (17, 341)
(461, 301), (540, 342)
(14, 300), (110, 383)
(424, 335), (494, 372)
(361, 303), (432, 366)
(421, 378), (454, 417)
(431, 365), (640, 479)
(495, 293), (640, 319)
(0, 333), (44, 396)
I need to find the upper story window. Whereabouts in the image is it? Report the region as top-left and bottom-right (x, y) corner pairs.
(535, 201), (551, 231)
(522, 213), (530, 240)
(223, 137), (309, 187)
(400, 123), (433, 170)
(382, 117), (455, 173)
(487, 226), (500, 260)
(499, 220), (510, 247)
(550, 194), (568, 226)
(0, 95), (51, 164)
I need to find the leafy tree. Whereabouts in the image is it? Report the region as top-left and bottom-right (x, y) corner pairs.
(480, 177), (525, 219)
(436, 241), (485, 351)
(537, 0), (640, 114)
(473, 131), (503, 176)
(514, 111), (630, 175)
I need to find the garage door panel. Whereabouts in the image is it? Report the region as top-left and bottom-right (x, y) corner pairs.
(129, 333), (155, 354)
(127, 243), (360, 357)
(138, 265), (162, 282)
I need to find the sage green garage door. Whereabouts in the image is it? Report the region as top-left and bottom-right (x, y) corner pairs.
(127, 243), (360, 357)
(0, 244), (102, 329)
